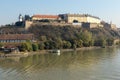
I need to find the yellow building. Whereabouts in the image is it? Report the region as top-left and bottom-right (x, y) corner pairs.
(59, 14), (101, 24)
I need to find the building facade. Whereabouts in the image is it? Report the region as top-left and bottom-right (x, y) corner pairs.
(110, 24), (117, 30)
(82, 23), (103, 28)
(32, 15), (60, 21)
(59, 14), (101, 24)
(0, 34), (35, 43)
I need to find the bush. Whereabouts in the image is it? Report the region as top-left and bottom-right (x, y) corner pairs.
(0, 43), (3, 48)
(26, 40), (33, 51)
(44, 40), (57, 49)
(94, 39), (106, 47)
(19, 43), (27, 52)
(19, 40), (33, 52)
(32, 43), (38, 51)
(38, 42), (45, 50)
(62, 41), (72, 49)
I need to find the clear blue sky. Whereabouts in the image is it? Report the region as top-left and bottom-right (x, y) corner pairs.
(0, 0), (120, 27)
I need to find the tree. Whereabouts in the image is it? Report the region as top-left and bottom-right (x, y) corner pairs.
(19, 41), (33, 52)
(54, 37), (63, 49)
(94, 38), (106, 47)
(80, 30), (93, 47)
(38, 42), (45, 50)
(73, 44), (77, 50)
(32, 43), (38, 51)
(0, 43), (3, 48)
(44, 40), (57, 49)
(89, 39), (94, 46)
(39, 36), (47, 42)
(62, 40), (72, 49)
(19, 43), (27, 52)
(106, 38), (114, 46)
(26, 40), (33, 51)
(70, 39), (83, 48)
(76, 40), (83, 48)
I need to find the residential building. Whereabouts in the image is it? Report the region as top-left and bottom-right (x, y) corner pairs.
(0, 34), (35, 43)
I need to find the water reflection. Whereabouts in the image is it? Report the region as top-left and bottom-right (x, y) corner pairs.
(0, 47), (120, 80)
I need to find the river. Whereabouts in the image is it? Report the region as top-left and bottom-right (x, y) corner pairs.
(0, 47), (120, 80)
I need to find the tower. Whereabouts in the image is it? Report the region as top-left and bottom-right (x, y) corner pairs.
(19, 14), (23, 22)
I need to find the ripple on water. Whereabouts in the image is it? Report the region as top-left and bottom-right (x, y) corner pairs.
(0, 47), (120, 80)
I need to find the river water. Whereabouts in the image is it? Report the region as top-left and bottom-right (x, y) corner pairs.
(0, 47), (120, 80)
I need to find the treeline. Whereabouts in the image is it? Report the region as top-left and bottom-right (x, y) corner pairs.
(0, 24), (120, 51)
(17, 25), (120, 51)
(18, 31), (115, 52)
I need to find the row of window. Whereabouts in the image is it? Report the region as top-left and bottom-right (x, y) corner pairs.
(0, 40), (26, 43)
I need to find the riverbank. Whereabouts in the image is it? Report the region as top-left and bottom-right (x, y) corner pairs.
(0, 46), (118, 57)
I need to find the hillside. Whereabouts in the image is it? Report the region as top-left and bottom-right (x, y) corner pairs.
(0, 24), (120, 49)
(27, 24), (120, 40)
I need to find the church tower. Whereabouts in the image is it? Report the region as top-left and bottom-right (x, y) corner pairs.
(19, 14), (23, 22)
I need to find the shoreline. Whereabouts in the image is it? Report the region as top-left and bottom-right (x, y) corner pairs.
(0, 46), (117, 58)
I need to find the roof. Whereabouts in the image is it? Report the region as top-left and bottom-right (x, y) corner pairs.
(0, 34), (34, 40)
(32, 15), (59, 19)
(61, 14), (100, 20)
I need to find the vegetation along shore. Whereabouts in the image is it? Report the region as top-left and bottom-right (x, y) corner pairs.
(0, 14), (120, 56)
(0, 24), (120, 57)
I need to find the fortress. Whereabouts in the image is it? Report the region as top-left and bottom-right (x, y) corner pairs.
(16, 13), (116, 30)
(59, 14), (100, 23)
(31, 14), (100, 24)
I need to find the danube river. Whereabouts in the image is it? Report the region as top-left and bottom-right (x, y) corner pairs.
(0, 47), (120, 80)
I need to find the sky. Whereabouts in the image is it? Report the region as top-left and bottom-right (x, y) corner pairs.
(0, 0), (120, 27)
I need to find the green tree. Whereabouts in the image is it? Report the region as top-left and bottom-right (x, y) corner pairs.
(89, 39), (94, 46)
(54, 38), (63, 49)
(71, 39), (83, 48)
(19, 43), (27, 52)
(44, 40), (57, 49)
(38, 42), (45, 50)
(26, 40), (33, 51)
(39, 36), (47, 42)
(76, 40), (83, 48)
(79, 30), (93, 47)
(32, 43), (38, 51)
(73, 44), (77, 50)
(62, 40), (71, 49)
(0, 43), (3, 48)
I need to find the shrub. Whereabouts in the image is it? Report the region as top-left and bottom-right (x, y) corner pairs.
(32, 43), (38, 51)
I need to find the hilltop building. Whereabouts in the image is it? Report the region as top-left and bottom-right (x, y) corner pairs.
(59, 14), (101, 24)
(15, 13), (118, 29)
(105, 24), (117, 30)
(110, 24), (117, 30)
(59, 14), (102, 28)
(32, 15), (60, 21)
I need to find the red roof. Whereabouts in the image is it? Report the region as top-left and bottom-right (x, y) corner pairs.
(0, 34), (34, 40)
(32, 15), (59, 19)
